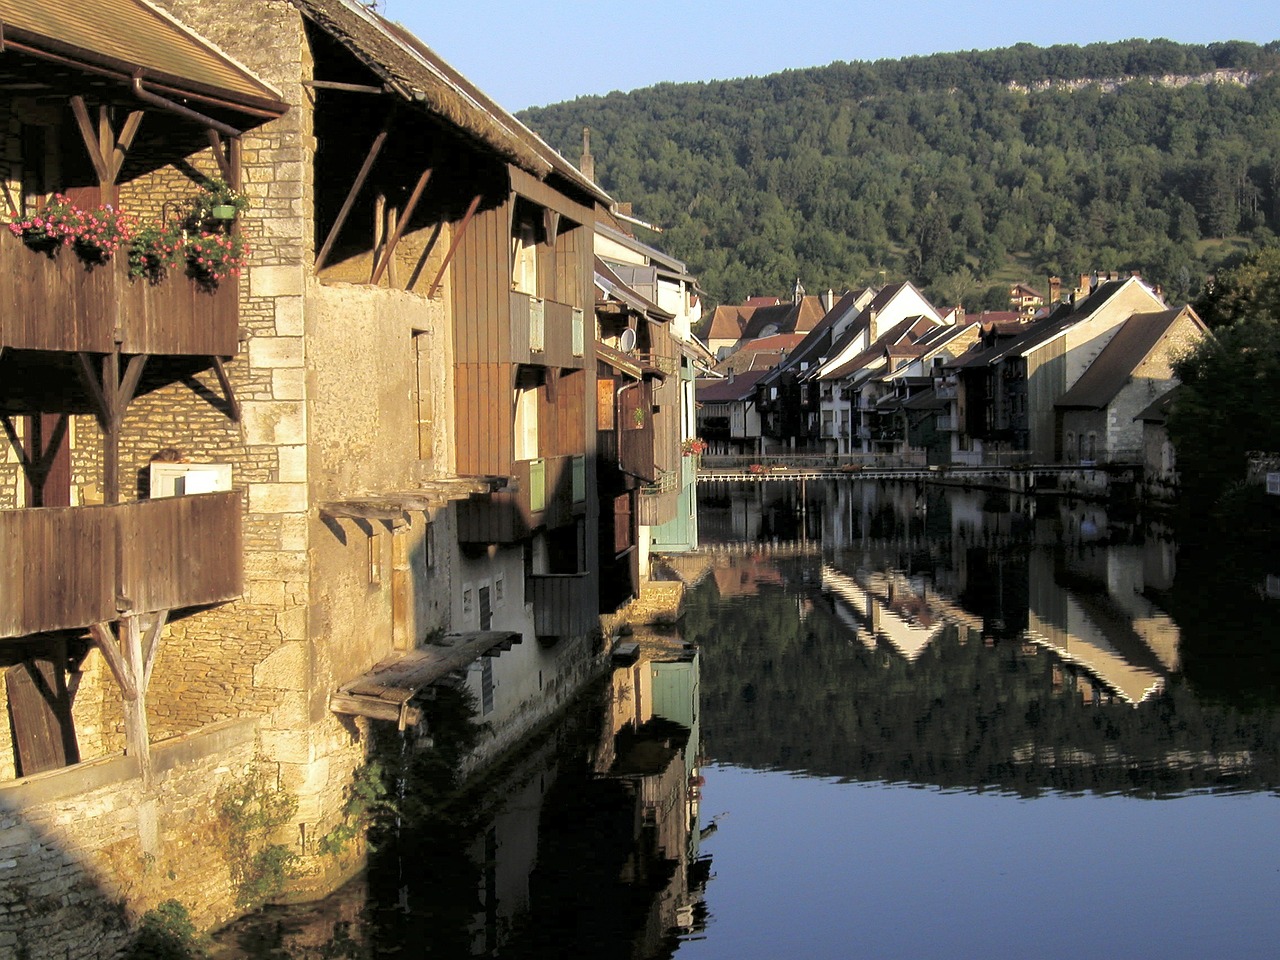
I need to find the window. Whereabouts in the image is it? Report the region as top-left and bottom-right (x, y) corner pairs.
(513, 218), (538, 295)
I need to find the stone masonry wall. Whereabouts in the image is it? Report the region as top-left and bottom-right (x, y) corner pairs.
(0, 720), (259, 960)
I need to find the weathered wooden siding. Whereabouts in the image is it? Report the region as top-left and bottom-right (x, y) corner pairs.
(452, 200), (511, 367)
(453, 362), (512, 478)
(0, 231), (238, 356)
(0, 491), (242, 638)
(528, 572), (595, 638)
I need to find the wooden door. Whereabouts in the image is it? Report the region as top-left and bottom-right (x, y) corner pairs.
(6, 649), (79, 777)
(23, 413), (71, 507)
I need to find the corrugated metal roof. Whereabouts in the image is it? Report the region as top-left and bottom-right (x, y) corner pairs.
(0, 0), (285, 110)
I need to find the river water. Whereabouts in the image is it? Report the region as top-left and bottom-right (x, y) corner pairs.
(212, 480), (1280, 959)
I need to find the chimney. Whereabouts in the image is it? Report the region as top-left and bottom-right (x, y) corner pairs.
(1049, 276), (1061, 304)
(793, 277), (805, 305)
(868, 306), (879, 338)
(821, 288), (834, 312)
(580, 126), (595, 182)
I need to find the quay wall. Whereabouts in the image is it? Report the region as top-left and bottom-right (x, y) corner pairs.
(0, 720), (260, 960)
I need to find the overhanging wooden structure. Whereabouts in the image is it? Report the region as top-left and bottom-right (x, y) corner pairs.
(330, 630), (522, 729)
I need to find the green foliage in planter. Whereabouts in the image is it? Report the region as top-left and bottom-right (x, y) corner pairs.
(187, 177), (249, 227)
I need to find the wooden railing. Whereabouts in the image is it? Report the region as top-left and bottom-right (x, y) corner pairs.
(0, 491), (242, 638)
(510, 292), (585, 369)
(528, 573), (595, 638)
(0, 230), (238, 356)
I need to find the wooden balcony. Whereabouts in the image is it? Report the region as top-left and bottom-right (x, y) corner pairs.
(0, 231), (238, 356)
(0, 490), (242, 638)
(510, 291), (585, 369)
(528, 572), (596, 638)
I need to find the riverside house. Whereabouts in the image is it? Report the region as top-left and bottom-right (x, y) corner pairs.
(1, 0), (610, 953)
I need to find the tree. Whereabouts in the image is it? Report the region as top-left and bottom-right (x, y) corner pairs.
(1168, 315), (1280, 507)
(1195, 244), (1280, 328)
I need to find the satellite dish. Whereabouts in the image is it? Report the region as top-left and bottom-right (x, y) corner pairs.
(619, 328), (637, 353)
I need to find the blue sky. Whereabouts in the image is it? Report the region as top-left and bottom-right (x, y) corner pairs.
(385, 0), (1280, 112)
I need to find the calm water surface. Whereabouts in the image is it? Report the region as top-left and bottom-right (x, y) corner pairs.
(213, 481), (1280, 959)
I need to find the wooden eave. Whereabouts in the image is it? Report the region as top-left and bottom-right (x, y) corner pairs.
(330, 630), (522, 728)
(319, 479), (497, 523)
(0, 12), (287, 118)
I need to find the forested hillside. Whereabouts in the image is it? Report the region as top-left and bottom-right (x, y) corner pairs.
(520, 40), (1280, 309)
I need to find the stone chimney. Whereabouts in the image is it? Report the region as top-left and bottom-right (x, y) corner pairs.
(1048, 276), (1061, 304)
(821, 288), (835, 312)
(580, 126), (595, 182)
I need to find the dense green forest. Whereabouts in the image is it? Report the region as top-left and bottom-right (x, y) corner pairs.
(521, 39), (1280, 309)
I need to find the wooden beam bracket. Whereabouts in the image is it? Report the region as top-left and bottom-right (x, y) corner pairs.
(316, 121), (391, 272)
(371, 167), (432, 286)
(426, 194), (483, 300)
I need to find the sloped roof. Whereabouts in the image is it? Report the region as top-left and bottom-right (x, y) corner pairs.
(596, 221), (691, 278)
(697, 369), (769, 403)
(740, 295), (826, 340)
(1056, 307), (1201, 410)
(292, 0), (608, 200)
(1135, 385), (1181, 424)
(954, 279), (1142, 370)
(596, 256), (673, 321)
(745, 295), (782, 307)
(0, 0), (286, 113)
(821, 316), (938, 381)
(704, 304), (757, 342)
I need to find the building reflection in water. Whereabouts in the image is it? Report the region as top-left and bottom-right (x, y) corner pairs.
(211, 632), (709, 959)
(689, 479), (1280, 796)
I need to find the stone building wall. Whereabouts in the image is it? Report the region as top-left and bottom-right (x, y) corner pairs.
(0, 720), (260, 960)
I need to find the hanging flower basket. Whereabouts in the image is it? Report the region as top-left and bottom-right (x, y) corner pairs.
(128, 219), (185, 281)
(8, 193), (134, 262)
(188, 177), (248, 227)
(186, 229), (248, 286)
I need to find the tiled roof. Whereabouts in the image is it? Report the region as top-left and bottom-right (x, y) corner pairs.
(696, 369), (769, 402)
(1056, 307), (1202, 410)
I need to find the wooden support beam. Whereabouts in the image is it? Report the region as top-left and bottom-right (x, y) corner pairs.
(426, 194), (483, 300)
(316, 125), (389, 272)
(69, 96), (111, 185)
(140, 610), (168, 691)
(211, 357), (241, 421)
(90, 616), (156, 786)
(206, 129), (234, 185)
(103, 351), (121, 505)
(303, 80), (388, 94)
(111, 111), (144, 181)
(0, 415), (31, 475)
(117, 354), (148, 414)
(88, 622), (136, 700)
(371, 167), (432, 286)
(74, 353), (111, 432)
(230, 137), (242, 191)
